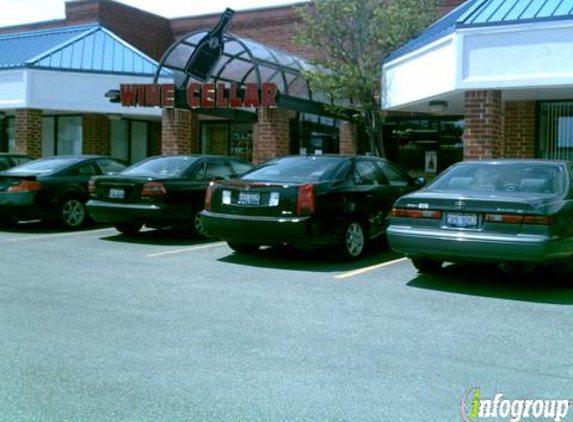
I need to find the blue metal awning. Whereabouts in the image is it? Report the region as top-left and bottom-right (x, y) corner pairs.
(0, 24), (167, 76)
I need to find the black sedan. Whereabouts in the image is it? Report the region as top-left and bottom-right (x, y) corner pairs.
(387, 159), (573, 273)
(0, 155), (126, 228)
(201, 155), (424, 259)
(0, 153), (33, 171)
(86, 155), (252, 235)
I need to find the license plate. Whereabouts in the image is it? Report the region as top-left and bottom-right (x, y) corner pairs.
(109, 188), (125, 199)
(446, 212), (477, 228)
(237, 192), (260, 206)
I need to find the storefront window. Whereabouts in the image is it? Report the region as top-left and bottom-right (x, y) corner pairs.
(42, 116), (82, 156)
(384, 117), (464, 177)
(538, 101), (573, 160)
(111, 119), (148, 164)
(201, 122), (254, 162)
(296, 114), (340, 155)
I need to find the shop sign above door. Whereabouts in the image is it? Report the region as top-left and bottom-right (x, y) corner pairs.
(118, 82), (278, 109)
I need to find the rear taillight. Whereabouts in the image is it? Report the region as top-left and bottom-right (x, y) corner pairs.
(204, 182), (215, 210)
(141, 182), (166, 197)
(297, 184), (315, 216)
(484, 213), (554, 226)
(88, 180), (96, 194)
(391, 208), (441, 219)
(7, 180), (42, 193)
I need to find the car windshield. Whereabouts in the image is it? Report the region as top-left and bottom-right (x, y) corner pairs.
(241, 156), (345, 182)
(121, 156), (198, 177)
(3, 157), (82, 175)
(429, 162), (566, 196)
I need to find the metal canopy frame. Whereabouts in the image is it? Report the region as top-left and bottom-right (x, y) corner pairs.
(153, 30), (351, 120)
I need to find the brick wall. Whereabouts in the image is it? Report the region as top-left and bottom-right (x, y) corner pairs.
(82, 114), (110, 155)
(161, 109), (200, 155)
(503, 101), (536, 159)
(439, 0), (466, 15)
(463, 90), (503, 160)
(339, 122), (358, 155)
(253, 108), (292, 164)
(15, 109), (42, 158)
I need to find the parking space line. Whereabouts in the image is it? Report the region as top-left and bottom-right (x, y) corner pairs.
(335, 257), (408, 279)
(147, 242), (227, 257)
(7, 227), (118, 242)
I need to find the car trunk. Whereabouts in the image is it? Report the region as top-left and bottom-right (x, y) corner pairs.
(93, 176), (159, 204)
(209, 180), (311, 218)
(393, 191), (555, 234)
(0, 175), (38, 192)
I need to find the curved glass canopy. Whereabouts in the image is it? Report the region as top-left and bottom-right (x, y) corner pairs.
(154, 31), (322, 103)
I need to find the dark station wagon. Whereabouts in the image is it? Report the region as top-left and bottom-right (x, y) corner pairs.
(201, 155), (424, 259)
(86, 155), (252, 235)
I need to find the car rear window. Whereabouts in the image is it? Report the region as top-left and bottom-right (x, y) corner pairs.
(3, 157), (83, 175)
(429, 162), (566, 195)
(121, 156), (198, 177)
(241, 156), (346, 182)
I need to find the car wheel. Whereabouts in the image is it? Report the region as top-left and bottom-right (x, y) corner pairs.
(499, 262), (536, 274)
(58, 197), (87, 229)
(191, 210), (205, 237)
(115, 223), (143, 235)
(227, 242), (259, 254)
(411, 258), (443, 274)
(340, 220), (366, 260)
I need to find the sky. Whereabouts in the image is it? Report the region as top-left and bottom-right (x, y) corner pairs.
(1, 0), (308, 27)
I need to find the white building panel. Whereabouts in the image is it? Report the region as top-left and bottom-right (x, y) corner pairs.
(460, 23), (573, 89)
(382, 37), (456, 110)
(0, 71), (26, 108)
(26, 69), (168, 117)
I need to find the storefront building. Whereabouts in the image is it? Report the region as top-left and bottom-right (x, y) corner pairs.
(382, 0), (573, 175)
(0, 0), (465, 165)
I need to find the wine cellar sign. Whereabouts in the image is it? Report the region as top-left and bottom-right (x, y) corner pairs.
(118, 82), (279, 110)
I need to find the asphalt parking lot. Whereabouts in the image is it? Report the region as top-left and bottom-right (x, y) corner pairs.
(1, 223), (572, 422)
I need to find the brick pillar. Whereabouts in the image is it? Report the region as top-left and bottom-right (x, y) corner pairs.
(339, 121), (358, 155)
(15, 108), (42, 158)
(463, 90), (503, 160)
(503, 101), (536, 159)
(253, 108), (291, 164)
(161, 109), (200, 155)
(82, 114), (110, 155)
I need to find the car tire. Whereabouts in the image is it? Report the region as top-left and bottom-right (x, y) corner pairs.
(115, 223), (143, 236)
(411, 258), (443, 273)
(58, 197), (87, 229)
(498, 262), (536, 274)
(339, 220), (367, 260)
(227, 242), (259, 254)
(191, 209), (205, 237)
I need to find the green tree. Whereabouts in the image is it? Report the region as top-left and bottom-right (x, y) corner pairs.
(295, 0), (439, 156)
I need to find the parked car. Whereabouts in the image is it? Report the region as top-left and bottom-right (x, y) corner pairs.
(0, 153), (33, 171)
(200, 154), (424, 259)
(387, 159), (573, 273)
(0, 155), (126, 228)
(86, 155), (252, 235)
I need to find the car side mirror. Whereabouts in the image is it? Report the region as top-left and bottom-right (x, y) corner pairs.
(414, 177), (427, 187)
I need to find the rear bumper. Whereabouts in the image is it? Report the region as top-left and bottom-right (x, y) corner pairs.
(86, 200), (191, 226)
(0, 192), (41, 220)
(387, 225), (570, 263)
(201, 210), (325, 246)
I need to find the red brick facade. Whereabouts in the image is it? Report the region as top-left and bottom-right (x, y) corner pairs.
(503, 101), (536, 159)
(463, 90), (503, 160)
(339, 122), (358, 155)
(82, 114), (111, 155)
(161, 109), (200, 155)
(15, 109), (42, 158)
(253, 108), (293, 164)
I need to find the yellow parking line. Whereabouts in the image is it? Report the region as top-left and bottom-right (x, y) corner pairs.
(7, 227), (117, 242)
(335, 257), (408, 279)
(147, 242), (227, 257)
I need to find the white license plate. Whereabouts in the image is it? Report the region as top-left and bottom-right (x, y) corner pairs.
(446, 212), (477, 228)
(237, 192), (260, 205)
(109, 188), (125, 199)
